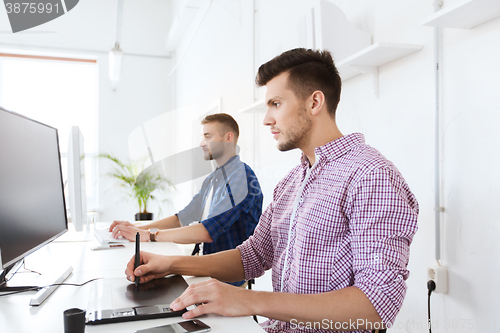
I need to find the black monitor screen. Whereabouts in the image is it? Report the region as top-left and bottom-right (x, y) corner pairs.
(0, 108), (67, 270)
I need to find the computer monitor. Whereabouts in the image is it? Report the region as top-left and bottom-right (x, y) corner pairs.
(67, 126), (87, 232)
(0, 107), (72, 304)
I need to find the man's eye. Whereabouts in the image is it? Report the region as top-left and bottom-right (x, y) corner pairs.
(273, 102), (280, 107)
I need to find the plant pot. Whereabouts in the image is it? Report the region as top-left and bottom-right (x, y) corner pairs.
(135, 212), (153, 221)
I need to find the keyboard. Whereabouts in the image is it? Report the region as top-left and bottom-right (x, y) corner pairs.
(93, 228), (129, 244)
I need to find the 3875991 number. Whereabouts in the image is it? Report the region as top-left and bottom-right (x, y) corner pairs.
(5, 2), (60, 14)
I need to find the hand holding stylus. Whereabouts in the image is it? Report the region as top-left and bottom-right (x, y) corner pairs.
(126, 251), (173, 284)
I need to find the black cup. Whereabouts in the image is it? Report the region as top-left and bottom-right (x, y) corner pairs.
(63, 308), (86, 333)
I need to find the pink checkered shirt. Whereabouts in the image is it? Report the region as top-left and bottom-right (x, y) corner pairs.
(237, 133), (419, 333)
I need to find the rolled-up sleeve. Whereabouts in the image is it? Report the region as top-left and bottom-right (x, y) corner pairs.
(349, 167), (419, 327)
(237, 203), (274, 281)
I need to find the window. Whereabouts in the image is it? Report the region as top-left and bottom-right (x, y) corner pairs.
(0, 52), (99, 209)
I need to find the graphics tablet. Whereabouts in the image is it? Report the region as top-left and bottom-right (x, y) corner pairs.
(86, 275), (190, 325)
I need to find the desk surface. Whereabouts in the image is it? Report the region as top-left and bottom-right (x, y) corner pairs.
(0, 226), (265, 333)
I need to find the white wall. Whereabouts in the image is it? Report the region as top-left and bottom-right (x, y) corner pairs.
(169, 0), (500, 331)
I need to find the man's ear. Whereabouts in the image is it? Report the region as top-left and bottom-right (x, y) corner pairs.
(226, 132), (233, 142)
(310, 90), (326, 116)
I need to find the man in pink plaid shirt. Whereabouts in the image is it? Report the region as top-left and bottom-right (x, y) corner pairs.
(126, 48), (419, 333)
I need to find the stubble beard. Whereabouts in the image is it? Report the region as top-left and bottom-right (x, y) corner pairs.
(277, 107), (312, 152)
(204, 142), (224, 160)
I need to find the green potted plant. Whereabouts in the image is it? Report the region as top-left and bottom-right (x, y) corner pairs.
(99, 153), (173, 221)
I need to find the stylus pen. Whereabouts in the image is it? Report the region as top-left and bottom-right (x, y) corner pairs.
(134, 232), (140, 288)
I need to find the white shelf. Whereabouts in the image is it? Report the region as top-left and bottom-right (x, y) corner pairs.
(421, 0), (500, 29)
(337, 42), (423, 81)
(238, 100), (266, 113)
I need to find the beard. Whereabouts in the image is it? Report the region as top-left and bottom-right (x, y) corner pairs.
(203, 150), (212, 160)
(203, 142), (225, 160)
(277, 107), (312, 152)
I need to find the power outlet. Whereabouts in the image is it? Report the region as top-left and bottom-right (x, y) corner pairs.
(427, 266), (448, 293)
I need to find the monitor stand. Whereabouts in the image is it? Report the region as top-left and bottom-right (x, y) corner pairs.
(0, 260), (73, 306)
(0, 260), (33, 291)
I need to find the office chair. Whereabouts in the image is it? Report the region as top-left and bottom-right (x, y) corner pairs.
(191, 243), (201, 256)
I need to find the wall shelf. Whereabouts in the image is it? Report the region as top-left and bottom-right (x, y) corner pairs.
(238, 100), (266, 114)
(337, 42), (422, 97)
(421, 0), (500, 29)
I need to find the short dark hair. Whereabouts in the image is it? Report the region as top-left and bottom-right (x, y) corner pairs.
(201, 113), (240, 140)
(256, 48), (342, 117)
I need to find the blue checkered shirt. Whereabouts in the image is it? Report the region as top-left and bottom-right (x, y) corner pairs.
(176, 155), (263, 286)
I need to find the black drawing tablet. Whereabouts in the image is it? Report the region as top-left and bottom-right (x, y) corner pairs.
(86, 275), (189, 325)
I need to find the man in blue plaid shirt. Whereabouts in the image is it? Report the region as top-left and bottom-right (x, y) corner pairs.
(110, 113), (263, 286)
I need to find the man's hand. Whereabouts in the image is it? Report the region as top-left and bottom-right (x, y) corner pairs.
(170, 279), (254, 319)
(108, 220), (134, 232)
(111, 224), (149, 241)
(125, 251), (173, 284)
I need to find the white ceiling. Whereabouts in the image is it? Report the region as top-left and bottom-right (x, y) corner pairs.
(0, 0), (174, 57)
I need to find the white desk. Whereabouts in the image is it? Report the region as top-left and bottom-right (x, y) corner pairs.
(0, 227), (265, 333)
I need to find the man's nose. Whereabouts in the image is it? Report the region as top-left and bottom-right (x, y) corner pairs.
(263, 108), (275, 126)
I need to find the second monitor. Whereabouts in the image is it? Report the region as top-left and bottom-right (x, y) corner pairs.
(67, 126), (87, 232)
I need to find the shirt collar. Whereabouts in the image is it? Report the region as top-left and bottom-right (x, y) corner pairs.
(300, 133), (365, 167)
(216, 155), (239, 170)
